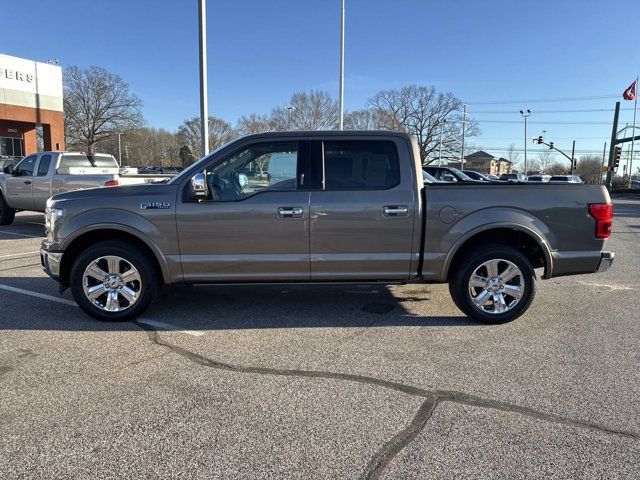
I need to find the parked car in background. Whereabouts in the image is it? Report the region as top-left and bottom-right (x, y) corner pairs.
(527, 175), (551, 182)
(631, 179), (640, 189)
(424, 166), (478, 182)
(462, 170), (497, 181)
(548, 175), (583, 184)
(0, 152), (172, 224)
(485, 173), (500, 181)
(422, 170), (442, 183)
(500, 173), (528, 182)
(41, 131), (614, 325)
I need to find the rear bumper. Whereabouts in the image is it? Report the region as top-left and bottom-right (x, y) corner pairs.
(597, 251), (614, 273)
(40, 249), (63, 280)
(549, 250), (614, 277)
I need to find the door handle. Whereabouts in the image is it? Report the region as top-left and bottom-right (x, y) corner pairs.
(383, 205), (408, 217)
(23, 180), (32, 185)
(278, 207), (303, 218)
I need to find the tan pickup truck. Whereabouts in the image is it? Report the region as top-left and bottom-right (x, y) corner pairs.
(40, 132), (615, 324)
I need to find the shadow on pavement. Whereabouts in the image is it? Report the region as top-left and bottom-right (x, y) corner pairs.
(0, 276), (475, 331)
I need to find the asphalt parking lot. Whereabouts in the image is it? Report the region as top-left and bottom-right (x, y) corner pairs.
(1, 197), (639, 479)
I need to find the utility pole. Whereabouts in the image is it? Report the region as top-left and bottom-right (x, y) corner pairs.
(118, 133), (122, 167)
(570, 140), (575, 174)
(198, 0), (209, 157)
(605, 102), (620, 191)
(338, 0), (345, 130)
(628, 75), (638, 187)
(459, 102), (467, 169)
(438, 120), (446, 166)
(600, 141), (607, 185)
(520, 109), (531, 174)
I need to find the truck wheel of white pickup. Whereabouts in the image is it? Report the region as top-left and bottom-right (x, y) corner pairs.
(448, 244), (536, 324)
(70, 240), (160, 322)
(0, 193), (16, 225)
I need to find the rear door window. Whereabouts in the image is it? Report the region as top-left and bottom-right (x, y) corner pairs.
(37, 155), (52, 176)
(323, 141), (400, 190)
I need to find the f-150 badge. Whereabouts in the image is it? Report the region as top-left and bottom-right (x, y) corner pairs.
(140, 201), (172, 209)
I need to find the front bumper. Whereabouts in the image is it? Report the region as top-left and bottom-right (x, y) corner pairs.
(40, 249), (63, 280)
(597, 251), (614, 273)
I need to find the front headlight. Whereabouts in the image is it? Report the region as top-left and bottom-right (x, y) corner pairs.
(44, 207), (64, 233)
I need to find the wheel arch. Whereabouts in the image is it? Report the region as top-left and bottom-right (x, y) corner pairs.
(59, 227), (168, 287)
(444, 224), (553, 281)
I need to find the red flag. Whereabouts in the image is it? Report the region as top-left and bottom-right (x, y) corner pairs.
(623, 80), (637, 100)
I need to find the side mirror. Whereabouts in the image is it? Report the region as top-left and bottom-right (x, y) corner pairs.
(190, 172), (209, 200)
(2, 166), (11, 174)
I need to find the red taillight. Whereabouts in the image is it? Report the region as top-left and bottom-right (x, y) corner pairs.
(104, 180), (119, 187)
(588, 203), (613, 239)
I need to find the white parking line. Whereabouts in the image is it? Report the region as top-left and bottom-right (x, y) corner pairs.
(0, 251), (40, 259)
(0, 283), (77, 306)
(0, 283), (203, 336)
(0, 231), (42, 238)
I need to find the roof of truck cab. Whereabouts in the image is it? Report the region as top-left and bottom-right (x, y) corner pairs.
(238, 131), (414, 141)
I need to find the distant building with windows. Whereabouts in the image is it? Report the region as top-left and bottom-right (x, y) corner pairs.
(463, 151), (513, 176)
(0, 53), (64, 162)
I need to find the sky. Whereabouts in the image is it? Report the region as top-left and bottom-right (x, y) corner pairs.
(3, 0), (640, 166)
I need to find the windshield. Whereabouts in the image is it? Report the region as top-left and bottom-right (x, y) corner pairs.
(449, 167), (474, 181)
(422, 170), (438, 182)
(168, 141), (237, 184)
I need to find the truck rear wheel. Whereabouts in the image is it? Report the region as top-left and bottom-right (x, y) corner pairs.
(70, 240), (160, 322)
(449, 244), (535, 324)
(0, 194), (16, 225)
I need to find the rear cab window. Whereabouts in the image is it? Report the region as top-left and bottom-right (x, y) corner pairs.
(57, 154), (119, 172)
(322, 140), (400, 190)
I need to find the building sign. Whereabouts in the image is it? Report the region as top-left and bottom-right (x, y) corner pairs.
(0, 53), (63, 112)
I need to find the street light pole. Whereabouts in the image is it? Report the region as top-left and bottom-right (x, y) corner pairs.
(520, 109), (531, 174)
(338, 0), (345, 130)
(285, 105), (296, 130)
(198, 0), (209, 157)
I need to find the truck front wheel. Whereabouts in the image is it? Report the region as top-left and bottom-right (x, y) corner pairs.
(0, 194), (16, 225)
(449, 244), (536, 324)
(70, 240), (160, 322)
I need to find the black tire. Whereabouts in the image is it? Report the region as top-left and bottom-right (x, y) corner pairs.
(0, 194), (16, 225)
(449, 244), (536, 324)
(70, 240), (160, 322)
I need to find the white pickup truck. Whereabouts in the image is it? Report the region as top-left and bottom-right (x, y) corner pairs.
(0, 152), (170, 225)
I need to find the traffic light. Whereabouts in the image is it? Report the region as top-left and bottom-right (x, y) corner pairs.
(549, 142), (554, 150)
(614, 146), (622, 169)
(536, 135), (543, 144)
(572, 158), (577, 171)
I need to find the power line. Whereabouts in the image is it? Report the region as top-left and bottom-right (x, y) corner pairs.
(469, 108), (629, 114)
(474, 119), (611, 125)
(469, 94), (619, 105)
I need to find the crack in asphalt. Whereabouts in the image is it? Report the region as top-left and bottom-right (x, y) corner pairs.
(134, 322), (640, 479)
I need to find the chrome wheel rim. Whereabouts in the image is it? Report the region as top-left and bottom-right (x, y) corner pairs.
(468, 258), (524, 315)
(82, 256), (142, 312)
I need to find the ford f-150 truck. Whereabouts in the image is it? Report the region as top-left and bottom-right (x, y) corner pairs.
(0, 152), (172, 224)
(39, 132), (614, 324)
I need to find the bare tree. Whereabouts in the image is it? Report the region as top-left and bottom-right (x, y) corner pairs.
(537, 151), (554, 174)
(546, 163), (568, 175)
(367, 85), (479, 164)
(176, 116), (236, 159)
(344, 109), (386, 130)
(236, 113), (274, 136)
(271, 90), (339, 130)
(506, 144), (520, 165)
(94, 127), (181, 166)
(575, 155), (602, 184)
(64, 65), (143, 153)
